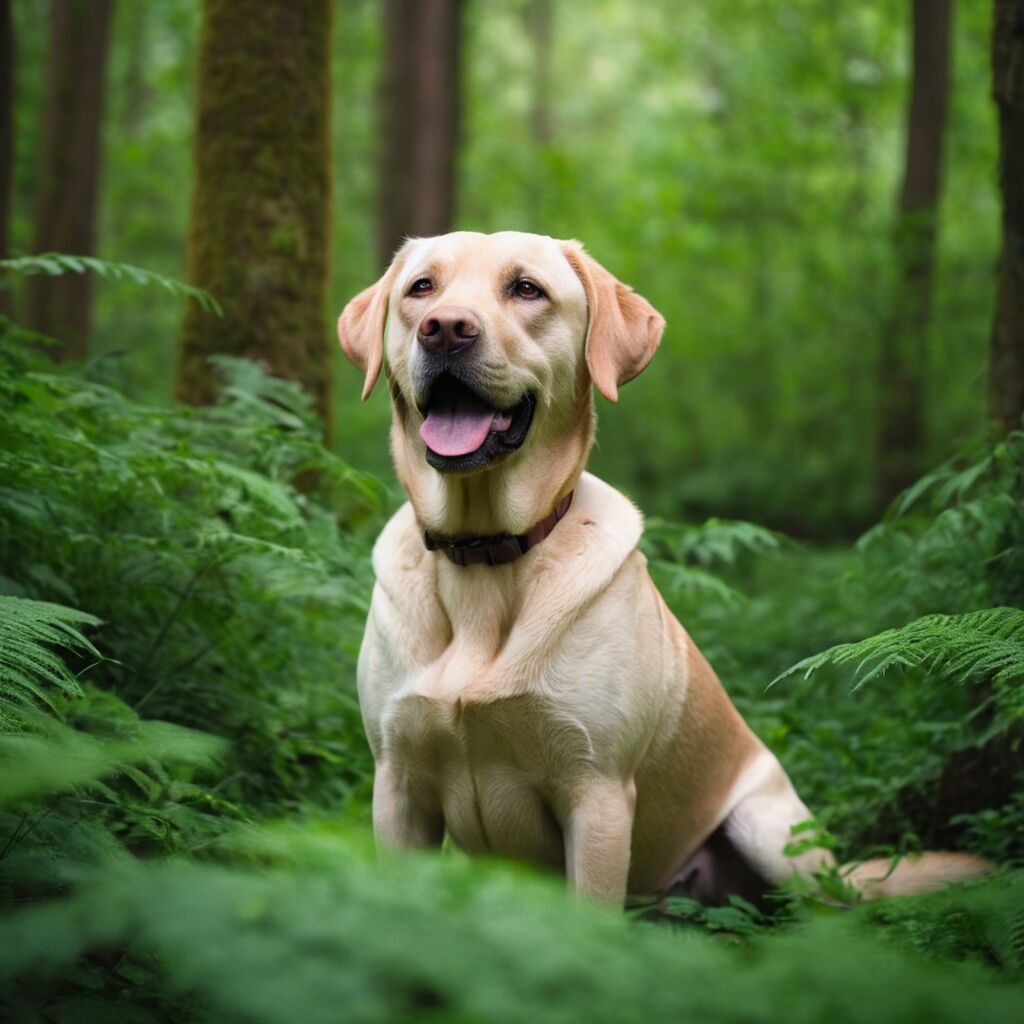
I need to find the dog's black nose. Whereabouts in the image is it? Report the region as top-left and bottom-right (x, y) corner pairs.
(417, 307), (481, 356)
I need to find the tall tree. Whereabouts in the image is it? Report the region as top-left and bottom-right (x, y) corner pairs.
(177, 0), (333, 427)
(527, 0), (554, 148)
(118, 3), (150, 139)
(24, 0), (114, 358)
(377, 0), (464, 267)
(876, 0), (954, 509)
(990, 0), (1024, 437)
(0, 0), (13, 316)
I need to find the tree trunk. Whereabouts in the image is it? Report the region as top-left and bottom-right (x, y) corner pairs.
(990, 0), (1024, 437)
(177, 0), (333, 428)
(377, 0), (464, 268)
(118, 2), (150, 138)
(527, 0), (554, 148)
(0, 0), (13, 316)
(24, 0), (114, 359)
(876, 0), (953, 510)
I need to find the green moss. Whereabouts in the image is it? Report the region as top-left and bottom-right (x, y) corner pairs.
(178, 0), (333, 433)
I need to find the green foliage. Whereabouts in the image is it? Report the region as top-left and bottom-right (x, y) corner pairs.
(0, 597), (225, 899)
(1, 823), (1023, 1023)
(775, 607), (1024, 695)
(631, 891), (776, 935)
(381, 0), (995, 533)
(856, 428), (1024, 619)
(644, 517), (784, 607)
(0, 596), (100, 725)
(862, 870), (1024, 977)
(0, 253), (222, 315)
(0, 323), (383, 815)
(651, 518), (783, 566)
(0, 704), (222, 807)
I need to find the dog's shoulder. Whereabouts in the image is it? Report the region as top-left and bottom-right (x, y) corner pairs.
(554, 472), (644, 571)
(370, 501), (435, 598)
(516, 472), (647, 622)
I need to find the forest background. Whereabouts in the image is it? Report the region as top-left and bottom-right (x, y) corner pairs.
(1, 1), (1023, 1022)
(7, 0), (1010, 534)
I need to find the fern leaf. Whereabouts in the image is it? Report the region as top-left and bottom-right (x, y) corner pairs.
(0, 596), (102, 726)
(774, 608), (1024, 692)
(649, 560), (748, 607)
(645, 516), (782, 567)
(0, 253), (223, 316)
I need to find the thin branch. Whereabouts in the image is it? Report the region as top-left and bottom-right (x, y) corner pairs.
(133, 562), (215, 711)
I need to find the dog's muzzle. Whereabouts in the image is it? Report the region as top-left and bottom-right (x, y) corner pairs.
(416, 369), (536, 474)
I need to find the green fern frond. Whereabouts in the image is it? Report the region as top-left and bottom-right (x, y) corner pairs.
(863, 870), (1024, 977)
(0, 253), (222, 315)
(209, 355), (318, 430)
(649, 560), (748, 607)
(774, 607), (1024, 691)
(0, 596), (102, 725)
(167, 456), (304, 527)
(0, 712), (224, 804)
(645, 517), (782, 567)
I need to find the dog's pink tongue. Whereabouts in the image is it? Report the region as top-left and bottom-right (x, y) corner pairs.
(421, 391), (497, 457)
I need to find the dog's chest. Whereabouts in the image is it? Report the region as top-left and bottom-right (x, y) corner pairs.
(380, 665), (595, 865)
(384, 681), (594, 779)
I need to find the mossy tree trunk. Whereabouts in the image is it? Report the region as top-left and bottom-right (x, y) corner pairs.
(377, 0), (464, 268)
(876, 0), (953, 511)
(0, 0), (13, 316)
(118, 3), (150, 139)
(177, 0), (333, 429)
(24, 0), (114, 359)
(990, 0), (1024, 437)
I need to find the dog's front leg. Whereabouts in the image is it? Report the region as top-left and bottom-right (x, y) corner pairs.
(563, 778), (636, 904)
(372, 761), (443, 849)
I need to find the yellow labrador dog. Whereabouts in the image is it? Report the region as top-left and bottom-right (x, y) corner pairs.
(339, 230), (986, 905)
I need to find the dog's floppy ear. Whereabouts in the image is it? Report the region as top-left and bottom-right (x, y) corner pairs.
(561, 242), (665, 403)
(338, 244), (411, 400)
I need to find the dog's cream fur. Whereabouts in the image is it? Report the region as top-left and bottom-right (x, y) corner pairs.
(339, 231), (988, 904)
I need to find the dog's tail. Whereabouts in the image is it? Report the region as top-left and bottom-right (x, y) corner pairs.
(842, 851), (992, 900)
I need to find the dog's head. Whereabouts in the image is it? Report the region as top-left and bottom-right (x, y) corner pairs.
(339, 231), (664, 532)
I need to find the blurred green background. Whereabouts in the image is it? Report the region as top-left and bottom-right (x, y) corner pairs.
(6, 0), (1000, 536)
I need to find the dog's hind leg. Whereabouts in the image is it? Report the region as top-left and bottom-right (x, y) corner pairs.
(716, 749), (835, 887)
(709, 750), (991, 900)
(656, 750), (830, 906)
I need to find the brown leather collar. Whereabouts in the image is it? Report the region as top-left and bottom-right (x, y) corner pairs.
(423, 491), (574, 567)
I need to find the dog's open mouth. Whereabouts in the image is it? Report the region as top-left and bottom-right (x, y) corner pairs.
(419, 374), (535, 473)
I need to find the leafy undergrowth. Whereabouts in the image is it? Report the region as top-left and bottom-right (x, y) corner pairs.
(1, 826), (1022, 1024)
(0, 325), (383, 821)
(2, 313), (1023, 1020)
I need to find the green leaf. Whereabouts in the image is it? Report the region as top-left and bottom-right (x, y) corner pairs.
(0, 254), (223, 316)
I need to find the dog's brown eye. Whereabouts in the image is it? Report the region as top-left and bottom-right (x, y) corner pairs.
(410, 277), (434, 296)
(514, 278), (545, 300)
